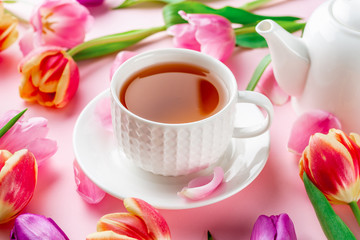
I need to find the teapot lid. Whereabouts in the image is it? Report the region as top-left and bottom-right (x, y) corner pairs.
(332, 0), (360, 31)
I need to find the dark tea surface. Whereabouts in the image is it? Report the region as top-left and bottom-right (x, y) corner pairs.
(119, 62), (226, 123)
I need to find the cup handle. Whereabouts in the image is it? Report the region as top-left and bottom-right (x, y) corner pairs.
(232, 91), (274, 138)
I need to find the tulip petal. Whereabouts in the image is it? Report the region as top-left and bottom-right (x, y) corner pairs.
(77, 0), (105, 7)
(0, 150), (37, 223)
(178, 167), (224, 200)
(124, 198), (171, 240)
(167, 23), (200, 51)
(110, 51), (137, 80)
(10, 213), (69, 240)
(97, 213), (151, 239)
(73, 160), (106, 204)
(255, 64), (290, 105)
(0, 12), (18, 51)
(250, 215), (276, 240)
(87, 231), (138, 240)
(94, 97), (113, 132)
(288, 110), (342, 155)
(0, 110), (57, 166)
(19, 29), (35, 56)
(274, 214), (297, 239)
(178, 11), (235, 62)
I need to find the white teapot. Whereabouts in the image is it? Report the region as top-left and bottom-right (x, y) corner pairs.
(256, 0), (360, 133)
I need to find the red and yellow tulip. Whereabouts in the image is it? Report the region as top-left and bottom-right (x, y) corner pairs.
(18, 46), (80, 108)
(87, 198), (171, 240)
(0, 149), (37, 223)
(299, 129), (360, 204)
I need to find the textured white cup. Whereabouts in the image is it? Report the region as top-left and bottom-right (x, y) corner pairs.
(111, 48), (273, 176)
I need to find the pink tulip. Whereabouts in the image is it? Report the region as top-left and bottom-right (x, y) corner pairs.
(255, 64), (290, 105)
(167, 11), (235, 62)
(0, 110), (57, 166)
(30, 0), (93, 49)
(87, 198), (171, 240)
(178, 167), (224, 200)
(288, 110), (342, 155)
(18, 46), (80, 108)
(73, 160), (106, 204)
(0, 2), (18, 52)
(0, 149), (37, 223)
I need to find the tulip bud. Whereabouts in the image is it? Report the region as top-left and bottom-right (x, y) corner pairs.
(0, 149), (37, 223)
(300, 129), (360, 204)
(18, 46), (80, 108)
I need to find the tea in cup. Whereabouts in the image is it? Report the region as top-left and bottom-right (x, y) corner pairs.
(110, 48), (273, 176)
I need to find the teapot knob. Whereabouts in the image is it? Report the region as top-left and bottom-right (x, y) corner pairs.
(332, 0), (360, 31)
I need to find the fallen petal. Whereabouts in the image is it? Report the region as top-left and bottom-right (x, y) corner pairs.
(94, 97), (112, 132)
(124, 198), (171, 240)
(0, 149), (37, 223)
(10, 213), (69, 240)
(288, 110), (342, 155)
(178, 167), (224, 200)
(87, 230), (137, 240)
(73, 160), (106, 204)
(255, 64), (290, 105)
(97, 213), (151, 239)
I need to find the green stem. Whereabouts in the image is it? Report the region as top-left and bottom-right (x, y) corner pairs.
(240, 0), (273, 11)
(67, 25), (166, 58)
(246, 54), (271, 91)
(349, 201), (360, 226)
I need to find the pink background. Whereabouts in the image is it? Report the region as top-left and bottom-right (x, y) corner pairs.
(1, 0), (360, 239)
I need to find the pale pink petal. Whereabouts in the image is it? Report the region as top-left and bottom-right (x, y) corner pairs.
(110, 51), (138, 80)
(26, 138), (58, 166)
(73, 160), (106, 204)
(288, 110), (342, 155)
(94, 97), (112, 132)
(0, 111), (57, 165)
(256, 64), (290, 105)
(124, 198), (171, 240)
(18, 29), (35, 56)
(167, 23), (200, 51)
(178, 166), (224, 200)
(179, 11), (235, 62)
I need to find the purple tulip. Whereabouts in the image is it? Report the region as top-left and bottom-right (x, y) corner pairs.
(250, 214), (297, 240)
(10, 213), (69, 240)
(77, 0), (105, 7)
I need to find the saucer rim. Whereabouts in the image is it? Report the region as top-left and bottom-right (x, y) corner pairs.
(73, 89), (270, 209)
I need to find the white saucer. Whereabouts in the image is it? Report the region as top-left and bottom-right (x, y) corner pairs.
(73, 90), (270, 209)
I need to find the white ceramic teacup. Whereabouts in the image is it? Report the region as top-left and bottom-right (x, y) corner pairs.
(111, 48), (273, 176)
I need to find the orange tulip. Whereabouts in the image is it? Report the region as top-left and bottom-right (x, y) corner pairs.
(300, 129), (360, 204)
(18, 46), (79, 108)
(0, 3), (18, 51)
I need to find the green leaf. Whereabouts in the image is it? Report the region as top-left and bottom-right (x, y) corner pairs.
(68, 26), (165, 61)
(162, 1), (301, 27)
(246, 54), (271, 91)
(303, 173), (356, 240)
(0, 109), (27, 139)
(235, 21), (306, 49)
(113, 0), (184, 9)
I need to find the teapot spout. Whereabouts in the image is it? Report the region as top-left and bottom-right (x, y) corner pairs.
(256, 20), (309, 97)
